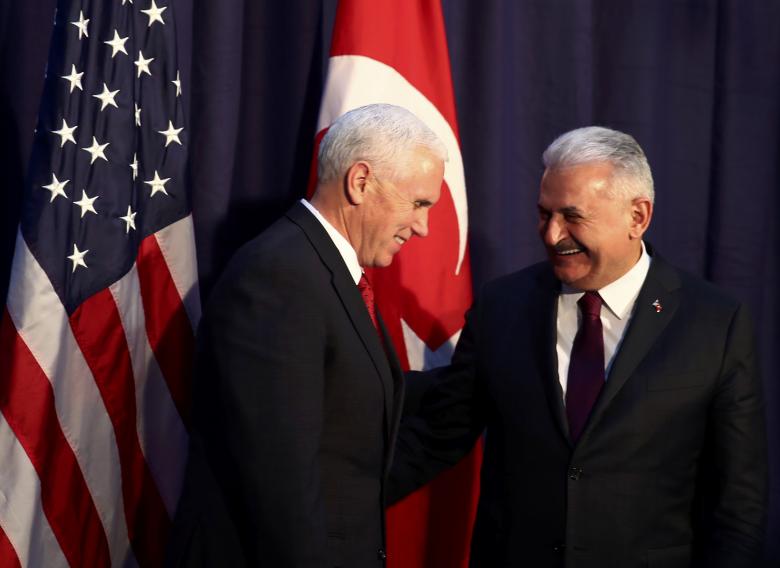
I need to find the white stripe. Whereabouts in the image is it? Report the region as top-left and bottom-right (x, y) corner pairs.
(109, 265), (189, 517)
(6, 232), (134, 567)
(318, 54), (469, 274)
(0, 413), (68, 568)
(154, 215), (201, 332)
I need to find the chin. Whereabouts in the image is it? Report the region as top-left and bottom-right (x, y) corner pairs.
(553, 267), (590, 289)
(372, 255), (394, 268)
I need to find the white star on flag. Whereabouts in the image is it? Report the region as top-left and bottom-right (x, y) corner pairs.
(51, 119), (78, 147)
(104, 29), (129, 58)
(400, 318), (460, 371)
(93, 83), (120, 111)
(130, 153), (139, 180)
(144, 170), (170, 196)
(172, 71), (182, 96)
(42, 173), (69, 202)
(134, 103), (142, 126)
(122, 0), (134, 5)
(141, 1), (167, 27)
(158, 121), (183, 146)
(82, 136), (110, 164)
(135, 51), (154, 78)
(67, 243), (89, 272)
(71, 10), (89, 40)
(120, 205), (137, 233)
(73, 190), (99, 218)
(61, 64), (84, 93)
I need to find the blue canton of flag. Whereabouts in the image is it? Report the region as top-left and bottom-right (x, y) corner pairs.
(26, 0), (188, 314)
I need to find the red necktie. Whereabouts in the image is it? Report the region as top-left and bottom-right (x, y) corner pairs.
(358, 273), (379, 331)
(565, 291), (605, 443)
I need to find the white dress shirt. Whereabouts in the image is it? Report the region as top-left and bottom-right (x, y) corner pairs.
(556, 242), (651, 398)
(301, 199), (362, 284)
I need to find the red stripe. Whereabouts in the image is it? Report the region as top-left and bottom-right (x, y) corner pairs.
(0, 309), (111, 567)
(70, 290), (171, 567)
(136, 234), (194, 428)
(0, 522), (22, 568)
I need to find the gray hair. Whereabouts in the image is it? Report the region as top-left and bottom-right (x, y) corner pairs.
(317, 103), (447, 184)
(542, 126), (655, 203)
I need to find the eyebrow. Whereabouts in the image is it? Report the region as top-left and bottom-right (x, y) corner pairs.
(560, 206), (583, 216)
(537, 204), (584, 216)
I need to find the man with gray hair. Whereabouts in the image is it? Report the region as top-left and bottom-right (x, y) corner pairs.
(390, 126), (767, 567)
(170, 103), (446, 567)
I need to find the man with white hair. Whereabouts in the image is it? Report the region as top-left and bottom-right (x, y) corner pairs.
(390, 126), (767, 567)
(170, 103), (446, 567)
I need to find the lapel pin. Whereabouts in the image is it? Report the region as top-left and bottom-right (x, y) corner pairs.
(651, 299), (663, 313)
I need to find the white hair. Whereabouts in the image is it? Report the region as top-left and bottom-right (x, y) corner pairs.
(542, 126), (655, 203)
(317, 103), (447, 184)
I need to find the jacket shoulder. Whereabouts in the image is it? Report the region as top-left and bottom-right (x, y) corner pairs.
(480, 261), (555, 300)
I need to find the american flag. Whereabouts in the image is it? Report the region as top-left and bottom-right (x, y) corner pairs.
(0, 1), (198, 566)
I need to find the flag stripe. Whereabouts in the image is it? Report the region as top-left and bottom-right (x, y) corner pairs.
(109, 264), (188, 517)
(69, 289), (171, 567)
(154, 216), (202, 333)
(0, 310), (111, 568)
(318, 55), (469, 273)
(0, 523), (21, 568)
(0, 414), (68, 568)
(5, 234), (133, 566)
(137, 234), (195, 427)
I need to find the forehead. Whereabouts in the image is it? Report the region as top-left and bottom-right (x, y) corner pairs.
(538, 162), (614, 208)
(395, 149), (444, 196)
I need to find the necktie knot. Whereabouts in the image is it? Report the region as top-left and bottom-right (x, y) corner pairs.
(578, 291), (602, 319)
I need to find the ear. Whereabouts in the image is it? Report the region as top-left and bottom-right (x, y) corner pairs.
(345, 161), (371, 205)
(628, 197), (653, 239)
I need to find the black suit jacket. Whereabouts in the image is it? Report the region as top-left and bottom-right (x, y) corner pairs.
(390, 251), (767, 568)
(169, 203), (404, 567)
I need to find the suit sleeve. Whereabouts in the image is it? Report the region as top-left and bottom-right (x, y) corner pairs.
(703, 303), (768, 567)
(388, 299), (488, 502)
(193, 253), (329, 567)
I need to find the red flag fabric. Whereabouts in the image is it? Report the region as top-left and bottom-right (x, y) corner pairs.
(0, 1), (196, 565)
(313, 1), (481, 565)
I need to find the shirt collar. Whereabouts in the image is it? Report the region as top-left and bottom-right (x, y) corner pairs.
(301, 199), (362, 284)
(561, 241), (652, 320)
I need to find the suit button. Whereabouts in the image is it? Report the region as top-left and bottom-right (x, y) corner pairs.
(552, 542), (566, 552)
(377, 548), (387, 561)
(568, 466), (583, 480)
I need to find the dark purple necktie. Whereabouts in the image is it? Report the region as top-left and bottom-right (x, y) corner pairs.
(566, 291), (605, 443)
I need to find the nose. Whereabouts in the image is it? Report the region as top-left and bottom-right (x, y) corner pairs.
(411, 209), (429, 238)
(540, 214), (565, 246)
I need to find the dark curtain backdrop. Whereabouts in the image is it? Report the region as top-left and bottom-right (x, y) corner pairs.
(1, 0), (778, 563)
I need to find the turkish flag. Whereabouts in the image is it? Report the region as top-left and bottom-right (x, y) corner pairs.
(311, 1), (481, 566)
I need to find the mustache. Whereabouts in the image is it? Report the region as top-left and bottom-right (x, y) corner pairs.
(552, 239), (585, 253)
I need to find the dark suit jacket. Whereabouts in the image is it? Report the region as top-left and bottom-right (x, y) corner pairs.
(390, 251), (767, 568)
(169, 203), (404, 567)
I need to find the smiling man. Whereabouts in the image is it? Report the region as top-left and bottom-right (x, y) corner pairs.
(389, 126), (767, 567)
(170, 104), (446, 567)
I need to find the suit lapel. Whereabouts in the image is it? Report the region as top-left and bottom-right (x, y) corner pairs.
(528, 268), (571, 444)
(580, 255), (681, 443)
(378, 313), (404, 474)
(286, 203), (396, 442)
